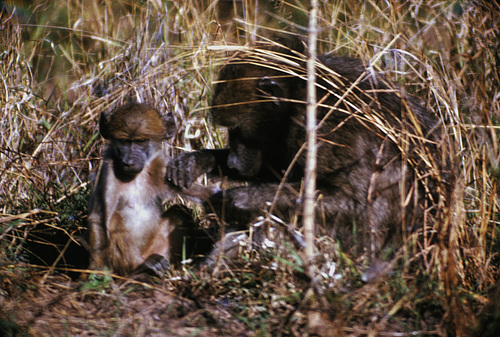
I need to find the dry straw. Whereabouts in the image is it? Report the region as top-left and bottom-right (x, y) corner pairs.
(0, 1), (498, 336)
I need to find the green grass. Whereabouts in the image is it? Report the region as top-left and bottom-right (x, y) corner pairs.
(1, 0), (499, 335)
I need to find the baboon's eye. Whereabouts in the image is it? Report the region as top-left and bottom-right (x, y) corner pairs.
(116, 139), (131, 146)
(258, 76), (283, 98)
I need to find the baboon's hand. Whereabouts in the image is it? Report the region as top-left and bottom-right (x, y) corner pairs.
(166, 151), (216, 188)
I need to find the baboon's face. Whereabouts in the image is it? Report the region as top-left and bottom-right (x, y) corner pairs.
(110, 139), (159, 179)
(98, 103), (176, 182)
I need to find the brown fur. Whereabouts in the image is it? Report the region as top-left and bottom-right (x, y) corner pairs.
(99, 103), (177, 141)
(88, 103), (217, 276)
(167, 39), (447, 270)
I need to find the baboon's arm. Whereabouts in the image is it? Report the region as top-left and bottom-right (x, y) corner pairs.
(87, 162), (109, 270)
(203, 181), (361, 230)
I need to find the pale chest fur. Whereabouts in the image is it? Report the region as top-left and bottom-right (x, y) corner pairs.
(104, 152), (168, 241)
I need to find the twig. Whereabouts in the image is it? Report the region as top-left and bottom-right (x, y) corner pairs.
(304, 0), (318, 265)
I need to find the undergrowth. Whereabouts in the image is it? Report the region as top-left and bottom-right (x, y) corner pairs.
(0, 0), (499, 336)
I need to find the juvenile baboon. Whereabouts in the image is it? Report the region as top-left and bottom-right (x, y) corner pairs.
(167, 39), (445, 270)
(88, 103), (217, 276)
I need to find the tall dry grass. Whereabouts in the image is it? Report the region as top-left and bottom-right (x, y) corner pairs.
(0, 0), (498, 336)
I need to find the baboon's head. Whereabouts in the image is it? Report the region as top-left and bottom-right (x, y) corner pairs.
(210, 36), (307, 130)
(210, 38), (306, 178)
(100, 103), (176, 141)
(99, 103), (176, 180)
(211, 57), (301, 129)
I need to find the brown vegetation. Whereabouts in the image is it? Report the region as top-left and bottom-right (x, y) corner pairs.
(0, 0), (499, 336)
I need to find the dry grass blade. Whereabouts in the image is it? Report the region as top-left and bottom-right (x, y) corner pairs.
(0, 0), (498, 336)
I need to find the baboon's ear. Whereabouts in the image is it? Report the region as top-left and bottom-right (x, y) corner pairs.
(99, 112), (113, 139)
(258, 76), (284, 105)
(162, 113), (177, 139)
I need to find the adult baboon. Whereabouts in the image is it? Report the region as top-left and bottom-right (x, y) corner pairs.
(167, 39), (445, 269)
(88, 103), (217, 276)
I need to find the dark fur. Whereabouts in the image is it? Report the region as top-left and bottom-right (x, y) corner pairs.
(167, 40), (444, 260)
